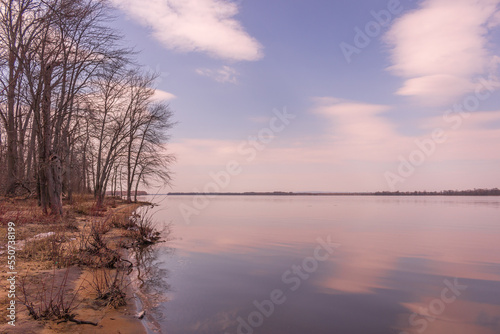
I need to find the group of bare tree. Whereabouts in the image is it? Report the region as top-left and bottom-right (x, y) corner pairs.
(0, 0), (175, 214)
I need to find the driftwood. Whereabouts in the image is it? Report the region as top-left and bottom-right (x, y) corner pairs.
(57, 316), (98, 326)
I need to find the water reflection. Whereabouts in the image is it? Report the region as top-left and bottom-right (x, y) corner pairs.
(144, 195), (500, 334)
(130, 238), (174, 332)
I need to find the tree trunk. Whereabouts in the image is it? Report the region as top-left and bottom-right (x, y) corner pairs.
(133, 170), (144, 203)
(39, 63), (63, 215)
(26, 123), (37, 188)
(5, 49), (19, 195)
(126, 134), (133, 203)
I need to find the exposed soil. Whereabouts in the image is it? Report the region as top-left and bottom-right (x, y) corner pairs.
(0, 195), (155, 334)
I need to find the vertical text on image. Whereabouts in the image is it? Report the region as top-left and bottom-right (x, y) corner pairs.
(6, 221), (17, 326)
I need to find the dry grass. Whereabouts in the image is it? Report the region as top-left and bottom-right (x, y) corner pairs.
(0, 198), (64, 226)
(110, 211), (137, 229)
(19, 232), (78, 269)
(0, 193), (161, 329)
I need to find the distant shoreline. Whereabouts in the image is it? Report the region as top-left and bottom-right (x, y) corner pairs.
(166, 189), (500, 196)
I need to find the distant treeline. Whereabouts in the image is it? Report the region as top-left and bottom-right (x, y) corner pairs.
(373, 188), (500, 196)
(106, 191), (148, 196)
(168, 189), (500, 196)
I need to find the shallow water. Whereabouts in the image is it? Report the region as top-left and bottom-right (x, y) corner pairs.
(139, 195), (500, 334)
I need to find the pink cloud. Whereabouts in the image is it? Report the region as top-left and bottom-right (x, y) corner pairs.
(166, 99), (500, 192)
(385, 0), (500, 105)
(111, 0), (263, 61)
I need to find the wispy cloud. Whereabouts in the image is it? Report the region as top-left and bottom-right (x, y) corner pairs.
(385, 0), (500, 106)
(311, 97), (397, 160)
(111, 0), (263, 61)
(196, 66), (239, 83)
(152, 89), (176, 102)
(169, 102), (500, 192)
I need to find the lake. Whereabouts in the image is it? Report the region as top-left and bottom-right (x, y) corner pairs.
(136, 195), (500, 334)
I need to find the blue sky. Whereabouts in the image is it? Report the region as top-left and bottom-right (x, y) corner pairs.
(110, 0), (500, 192)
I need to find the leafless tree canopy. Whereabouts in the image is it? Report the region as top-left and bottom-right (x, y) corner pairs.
(0, 0), (175, 213)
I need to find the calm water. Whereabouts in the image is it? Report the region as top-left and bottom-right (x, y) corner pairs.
(137, 195), (500, 334)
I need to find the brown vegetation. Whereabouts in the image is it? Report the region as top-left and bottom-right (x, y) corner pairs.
(0, 194), (164, 333)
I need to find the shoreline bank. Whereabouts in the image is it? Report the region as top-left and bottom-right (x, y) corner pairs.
(0, 196), (159, 334)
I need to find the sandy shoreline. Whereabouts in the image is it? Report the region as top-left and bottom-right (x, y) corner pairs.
(0, 198), (160, 334)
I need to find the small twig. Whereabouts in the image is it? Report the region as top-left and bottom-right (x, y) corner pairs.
(68, 317), (98, 326)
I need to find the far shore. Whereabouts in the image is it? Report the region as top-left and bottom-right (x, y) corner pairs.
(166, 188), (500, 196)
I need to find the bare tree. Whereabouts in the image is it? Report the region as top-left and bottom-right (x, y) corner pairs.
(122, 71), (174, 202)
(89, 60), (132, 207)
(0, 0), (40, 195)
(130, 102), (175, 202)
(22, 0), (125, 214)
(0, 0), (175, 213)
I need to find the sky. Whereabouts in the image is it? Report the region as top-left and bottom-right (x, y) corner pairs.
(109, 0), (500, 193)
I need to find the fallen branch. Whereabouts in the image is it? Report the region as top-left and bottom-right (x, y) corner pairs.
(69, 317), (98, 326)
(57, 316), (98, 326)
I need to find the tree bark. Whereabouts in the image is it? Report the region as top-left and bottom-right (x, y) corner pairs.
(39, 63), (63, 215)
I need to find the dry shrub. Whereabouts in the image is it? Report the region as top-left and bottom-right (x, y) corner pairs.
(77, 219), (120, 268)
(110, 212), (136, 229)
(80, 219), (110, 252)
(127, 211), (163, 246)
(18, 267), (82, 321)
(87, 263), (131, 308)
